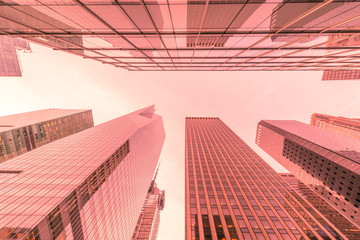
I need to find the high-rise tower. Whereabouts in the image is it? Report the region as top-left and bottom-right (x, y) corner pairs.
(0, 106), (165, 240)
(311, 113), (360, 140)
(0, 36), (31, 77)
(186, 117), (350, 239)
(132, 180), (165, 240)
(0, 109), (94, 163)
(279, 173), (360, 239)
(256, 120), (360, 228)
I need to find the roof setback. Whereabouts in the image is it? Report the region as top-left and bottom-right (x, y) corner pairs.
(0, 109), (92, 131)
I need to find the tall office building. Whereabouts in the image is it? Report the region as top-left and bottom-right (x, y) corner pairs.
(132, 180), (165, 240)
(0, 109), (94, 163)
(256, 120), (360, 228)
(0, 1), (360, 71)
(186, 117), (350, 240)
(0, 35), (31, 76)
(311, 113), (360, 140)
(0, 105), (165, 240)
(280, 173), (360, 239)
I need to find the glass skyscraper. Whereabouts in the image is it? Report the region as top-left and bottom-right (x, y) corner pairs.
(0, 35), (31, 77)
(132, 180), (165, 240)
(0, 1), (359, 72)
(256, 120), (360, 228)
(0, 109), (94, 163)
(0, 106), (165, 240)
(186, 117), (349, 240)
(280, 173), (360, 239)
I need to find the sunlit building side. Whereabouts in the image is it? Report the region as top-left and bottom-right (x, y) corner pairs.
(0, 36), (31, 77)
(132, 180), (165, 240)
(0, 106), (165, 240)
(0, 109), (94, 163)
(186, 117), (348, 240)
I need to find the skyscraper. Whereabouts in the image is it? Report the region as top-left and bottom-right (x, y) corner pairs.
(0, 36), (31, 77)
(132, 179), (165, 240)
(280, 173), (360, 239)
(0, 106), (165, 240)
(186, 117), (350, 240)
(0, 1), (359, 71)
(256, 120), (360, 227)
(311, 113), (360, 140)
(0, 109), (94, 163)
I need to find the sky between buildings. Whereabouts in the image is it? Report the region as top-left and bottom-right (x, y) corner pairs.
(1, 43), (360, 240)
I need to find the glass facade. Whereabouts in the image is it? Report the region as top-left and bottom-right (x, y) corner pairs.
(280, 173), (360, 239)
(256, 120), (360, 228)
(0, 1), (360, 71)
(132, 181), (165, 240)
(0, 35), (31, 76)
(0, 105), (165, 240)
(185, 117), (349, 240)
(311, 113), (360, 140)
(0, 109), (94, 163)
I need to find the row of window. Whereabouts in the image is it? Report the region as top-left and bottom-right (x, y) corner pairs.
(1, 140), (130, 240)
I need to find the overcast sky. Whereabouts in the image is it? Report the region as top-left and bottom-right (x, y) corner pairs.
(1, 43), (360, 240)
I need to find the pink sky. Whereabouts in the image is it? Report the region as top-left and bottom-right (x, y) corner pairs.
(1, 43), (360, 239)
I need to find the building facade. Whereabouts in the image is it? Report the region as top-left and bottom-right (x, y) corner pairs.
(186, 117), (350, 240)
(132, 181), (165, 240)
(322, 27), (360, 80)
(322, 70), (360, 80)
(0, 106), (165, 240)
(256, 120), (360, 228)
(0, 35), (31, 77)
(0, 1), (360, 71)
(280, 173), (360, 239)
(0, 109), (94, 163)
(311, 113), (360, 140)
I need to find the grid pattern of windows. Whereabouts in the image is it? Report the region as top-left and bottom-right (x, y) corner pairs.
(283, 139), (360, 220)
(0, 106), (166, 240)
(132, 184), (165, 240)
(281, 173), (360, 239)
(256, 120), (360, 229)
(0, 109), (94, 163)
(185, 117), (347, 240)
(1, 1), (360, 71)
(0, 35), (31, 77)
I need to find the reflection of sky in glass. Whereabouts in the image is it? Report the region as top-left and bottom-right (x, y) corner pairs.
(0, 0), (359, 73)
